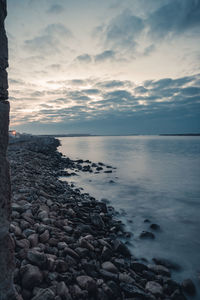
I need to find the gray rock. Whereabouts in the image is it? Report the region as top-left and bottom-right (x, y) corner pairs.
(181, 278), (196, 295)
(102, 261), (118, 274)
(120, 283), (150, 299)
(145, 281), (163, 296)
(21, 264), (43, 289)
(27, 250), (47, 268)
(56, 281), (72, 300)
(76, 275), (97, 292)
(91, 213), (104, 228)
(32, 288), (55, 300)
(140, 231), (155, 239)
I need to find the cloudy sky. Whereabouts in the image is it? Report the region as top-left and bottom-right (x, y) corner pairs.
(6, 0), (200, 134)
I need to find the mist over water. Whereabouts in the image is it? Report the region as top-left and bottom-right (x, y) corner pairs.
(59, 136), (200, 298)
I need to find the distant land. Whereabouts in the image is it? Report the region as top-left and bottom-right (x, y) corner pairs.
(37, 133), (200, 137)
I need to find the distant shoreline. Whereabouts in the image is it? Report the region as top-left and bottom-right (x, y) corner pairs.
(37, 133), (200, 138)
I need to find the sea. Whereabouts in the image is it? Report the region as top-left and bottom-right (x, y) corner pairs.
(58, 135), (200, 299)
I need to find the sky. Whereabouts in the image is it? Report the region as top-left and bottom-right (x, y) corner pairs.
(6, 0), (200, 135)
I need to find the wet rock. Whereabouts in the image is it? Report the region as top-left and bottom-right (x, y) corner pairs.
(171, 289), (187, 300)
(140, 231), (155, 239)
(113, 239), (131, 257)
(153, 257), (181, 271)
(76, 275), (97, 293)
(145, 281), (163, 297)
(120, 283), (150, 299)
(131, 262), (148, 273)
(181, 278), (196, 295)
(148, 264), (171, 277)
(21, 264), (43, 289)
(150, 223), (160, 230)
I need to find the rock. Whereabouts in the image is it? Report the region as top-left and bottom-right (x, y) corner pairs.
(56, 281), (72, 300)
(153, 257), (181, 271)
(56, 260), (68, 273)
(140, 231), (155, 239)
(76, 275), (97, 293)
(150, 223), (160, 230)
(16, 239), (30, 249)
(145, 281), (163, 297)
(21, 264), (43, 289)
(171, 289), (187, 300)
(99, 269), (118, 281)
(28, 233), (39, 247)
(113, 240), (131, 257)
(27, 250), (47, 268)
(131, 262), (148, 273)
(120, 283), (150, 299)
(148, 264), (171, 277)
(102, 261), (118, 274)
(32, 288), (55, 300)
(181, 278), (196, 295)
(39, 230), (49, 243)
(90, 213), (104, 228)
(101, 246), (112, 261)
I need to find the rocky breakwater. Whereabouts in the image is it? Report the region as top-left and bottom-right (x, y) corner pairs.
(8, 136), (191, 300)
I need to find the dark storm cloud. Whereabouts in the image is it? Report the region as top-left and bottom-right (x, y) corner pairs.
(47, 4), (64, 14)
(24, 23), (72, 54)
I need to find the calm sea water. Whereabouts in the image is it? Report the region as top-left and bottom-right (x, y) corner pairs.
(59, 136), (200, 297)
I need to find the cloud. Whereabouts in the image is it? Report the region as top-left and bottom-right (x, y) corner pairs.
(76, 54), (92, 63)
(24, 23), (72, 54)
(104, 9), (144, 50)
(47, 4), (64, 14)
(10, 74), (200, 134)
(95, 50), (116, 62)
(147, 0), (200, 39)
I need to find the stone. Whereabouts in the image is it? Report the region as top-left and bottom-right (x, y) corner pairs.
(181, 278), (196, 295)
(145, 281), (163, 296)
(153, 257), (181, 271)
(113, 239), (131, 257)
(28, 233), (39, 247)
(131, 262), (148, 273)
(27, 250), (47, 268)
(148, 264), (171, 277)
(39, 230), (49, 243)
(120, 283), (150, 299)
(32, 288), (55, 300)
(140, 231), (155, 239)
(76, 275), (97, 293)
(102, 261), (118, 273)
(90, 213), (104, 228)
(56, 281), (72, 300)
(21, 264), (43, 289)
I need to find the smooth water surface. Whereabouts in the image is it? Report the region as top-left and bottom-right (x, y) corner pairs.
(59, 136), (200, 297)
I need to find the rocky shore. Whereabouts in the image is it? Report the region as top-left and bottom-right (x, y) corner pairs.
(8, 136), (193, 300)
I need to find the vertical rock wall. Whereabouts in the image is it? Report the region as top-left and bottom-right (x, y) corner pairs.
(0, 1), (16, 299)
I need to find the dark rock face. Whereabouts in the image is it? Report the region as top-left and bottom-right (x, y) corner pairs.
(0, 1), (17, 299)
